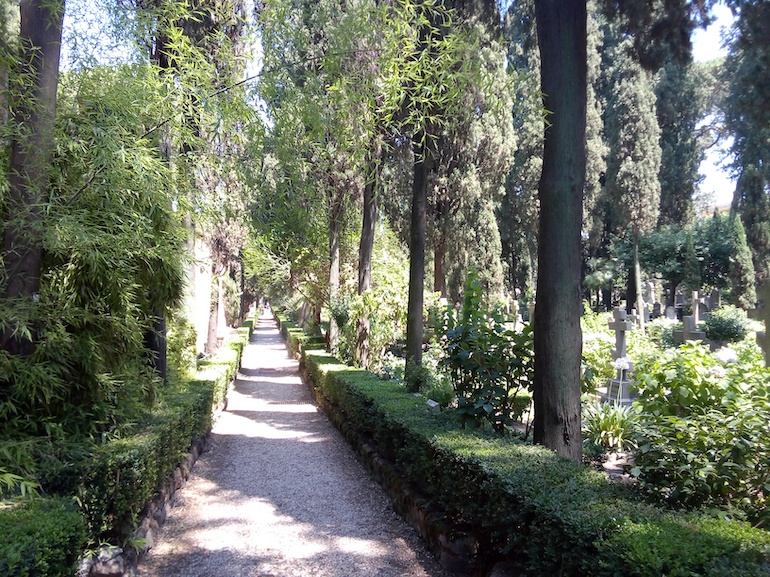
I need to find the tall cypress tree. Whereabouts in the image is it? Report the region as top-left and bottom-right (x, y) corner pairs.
(603, 31), (661, 329)
(725, 1), (770, 284)
(655, 60), (708, 227)
(730, 212), (757, 309)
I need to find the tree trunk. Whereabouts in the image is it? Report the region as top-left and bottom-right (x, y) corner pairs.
(633, 229), (645, 333)
(405, 140), (431, 382)
(206, 273), (220, 356)
(355, 141), (383, 369)
(532, 0), (586, 462)
(144, 310), (168, 383)
(1, 0), (65, 356)
(328, 194), (342, 352)
(433, 217), (448, 298)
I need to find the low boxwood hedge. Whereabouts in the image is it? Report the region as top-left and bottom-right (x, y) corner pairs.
(0, 497), (87, 577)
(276, 316), (326, 357)
(0, 323), (252, 575)
(296, 343), (770, 576)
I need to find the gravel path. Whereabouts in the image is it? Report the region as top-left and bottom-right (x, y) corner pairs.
(138, 311), (449, 577)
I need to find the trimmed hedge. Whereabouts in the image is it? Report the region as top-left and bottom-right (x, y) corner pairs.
(0, 497), (87, 577)
(276, 315), (326, 358)
(0, 323), (251, 575)
(69, 327), (250, 542)
(293, 336), (770, 576)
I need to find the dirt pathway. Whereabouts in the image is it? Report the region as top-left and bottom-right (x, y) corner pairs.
(137, 311), (448, 577)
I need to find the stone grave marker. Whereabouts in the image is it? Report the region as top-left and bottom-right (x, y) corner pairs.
(602, 307), (635, 405)
(665, 306), (677, 320)
(673, 315), (706, 344)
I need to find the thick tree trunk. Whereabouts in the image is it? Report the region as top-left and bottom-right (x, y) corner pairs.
(532, 0), (586, 462)
(206, 273), (220, 356)
(433, 216), (448, 298)
(328, 195), (342, 352)
(355, 142), (382, 369)
(144, 310), (168, 382)
(633, 229), (645, 333)
(1, 0), (65, 355)
(405, 141), (431, 384)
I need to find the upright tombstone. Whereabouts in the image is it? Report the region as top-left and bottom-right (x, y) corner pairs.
(674, 315), (706, 344)
(527, 301), (535, 325)
(757, 282), (770, 368)
(629, 308), (639, 328)
(603, 307), (636, 405)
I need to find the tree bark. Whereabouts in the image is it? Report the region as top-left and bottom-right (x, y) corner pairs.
(532, 0), (586, 462)
(355, 141), (383, 369)
(328, 192), (343, 352)
(405, 140), (431, 381)
(1, 0), (65, 355)
(206, 273), (220, 356)
(433, 199), (448, 298)
(633, 228), (645, 333)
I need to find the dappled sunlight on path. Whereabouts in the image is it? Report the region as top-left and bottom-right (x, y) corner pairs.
(138, 311), (448, 577)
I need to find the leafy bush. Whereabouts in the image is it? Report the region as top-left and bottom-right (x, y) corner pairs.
(440, 273), (533, 433)
(167, 315), (198, 382)
(705, 305), (750, 344)
(582, 401), (639, 452)
(645, 317), (680, 349)
(0, 497), (87, 577)
(632, 342), (770, 522)
(581, 331), (615, 395)
(632, 342), (724, 417)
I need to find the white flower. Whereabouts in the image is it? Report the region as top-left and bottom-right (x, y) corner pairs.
(714, 347), (738, 364)
(708, 365), (727, 378)
(613, 357), (632, 371)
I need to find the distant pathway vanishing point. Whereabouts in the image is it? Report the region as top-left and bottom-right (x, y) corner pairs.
(138, 311), (449, 577)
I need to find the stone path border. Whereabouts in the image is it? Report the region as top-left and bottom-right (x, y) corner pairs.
(137, 312), (449, 577)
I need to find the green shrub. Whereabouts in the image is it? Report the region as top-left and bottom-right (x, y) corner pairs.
(705, 305), (750, 343)
(167, 315), (198, 382)
(633, 342), (724, 417)
(422, 378), (455, 407)
(581, 332), (614, 395)
(632, 341), (770, 522)
(646, 317), (680, 349)
(440, 273), (534, 434)
(582, 401), (639, 452)
(0, 497), (87, 577)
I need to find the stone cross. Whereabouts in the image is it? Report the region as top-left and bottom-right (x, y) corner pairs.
(609, 307), (633, 379)
(682, 315), (706, 342)
(757, 282), (770, 368)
